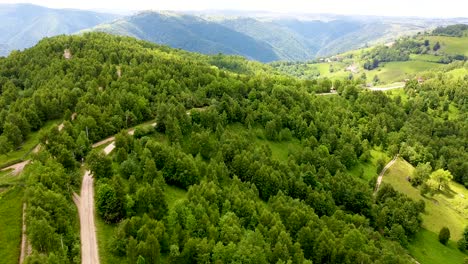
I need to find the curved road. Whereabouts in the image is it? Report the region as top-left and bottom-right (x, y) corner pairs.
(374, 155), (399, 194)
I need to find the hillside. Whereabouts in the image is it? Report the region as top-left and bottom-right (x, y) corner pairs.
(0, 32), (466, 264)
(273, 25), (468, 84)
(0, 3), (119, 56)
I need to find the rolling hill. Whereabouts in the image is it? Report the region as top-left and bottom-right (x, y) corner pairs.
(272, 25), (468, 84)
(0, 3), (119, 56)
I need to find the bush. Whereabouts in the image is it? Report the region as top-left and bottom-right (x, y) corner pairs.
(438, 227), (450, 245)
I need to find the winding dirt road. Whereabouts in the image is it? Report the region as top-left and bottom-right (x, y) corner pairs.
(374, 155), (399, 194)
(73, 171), (99, 264)
(1, 160), (30, 176)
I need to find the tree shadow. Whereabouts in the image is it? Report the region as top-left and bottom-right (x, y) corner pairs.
(440, 187), (456, 199)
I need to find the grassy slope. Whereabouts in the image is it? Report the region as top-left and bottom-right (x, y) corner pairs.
(366, 61), (442, 83)
(383, 158), (468, 263)
(382, 158), (468, 241)
(423, 36), (468, 56)
(409, 229), (467, 264)
(0, 187), (24, 263)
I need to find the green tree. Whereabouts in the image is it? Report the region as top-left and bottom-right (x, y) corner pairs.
(0, 135), (12, 155)
(87, 149), (113, 179)
(427, 169), (453, 192)
(438, 227), (450, 245)
(96, 183), (123, 223)
(3, 122), (23, 147)
(458, 226), (468, 251)
(411, 162), (432, 186)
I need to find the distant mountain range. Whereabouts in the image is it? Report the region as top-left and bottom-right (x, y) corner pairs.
(83, 11), (468, 62)
(0, 4), (118, 56)
(1, 4), (467, 61)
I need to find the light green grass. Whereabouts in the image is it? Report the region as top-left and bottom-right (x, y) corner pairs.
(348, 149), (390, 181)
(385, 87), (409, 103)
(408, 229), (467, 264)
(255, 138), (302, 162)
(423, 36), (468, 56)
(0, 187), (24, 263)
(367, 61), (442, 84)
(383, 158), (468, 241)
(409, 54), (441, 62)
(165, 185), (188, 210)
(96, 217), (125, 264)
(0, 120), (58, 167)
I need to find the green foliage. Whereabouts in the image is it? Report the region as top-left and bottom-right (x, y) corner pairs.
(427, 169), (453, 192)
(439, 227), (450, 245)
(411, 162), (432, 186)
(87, 149), (113, 179)
(1, 32), (466, 264)
(459, 226), (468, 252)
(433, 24), (468, 37)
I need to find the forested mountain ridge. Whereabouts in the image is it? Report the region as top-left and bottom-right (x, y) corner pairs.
(83, 11), (281, 62)
(0, 3), (119, 56)
(0, 32), (466, 263)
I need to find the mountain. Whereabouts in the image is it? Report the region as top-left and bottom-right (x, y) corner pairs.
(84, 10), (468, 62)
(84, 11), (281, 62)
(0, 3), (119, 56)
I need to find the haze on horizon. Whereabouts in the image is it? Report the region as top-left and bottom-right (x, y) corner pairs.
(1, 0), (468, 18)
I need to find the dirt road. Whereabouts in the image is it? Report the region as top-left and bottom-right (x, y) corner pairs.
(19, 203), (31, 264)
(74, 170), (99, 264)
(1, 160), (30, 176)
(374, 155), (398, 194)
(368, 84), (405, 91)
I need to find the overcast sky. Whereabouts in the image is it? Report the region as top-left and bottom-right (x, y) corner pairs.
(1, 0), (467, 18)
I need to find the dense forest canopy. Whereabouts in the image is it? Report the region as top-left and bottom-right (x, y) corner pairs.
(0, 32), (466, 263)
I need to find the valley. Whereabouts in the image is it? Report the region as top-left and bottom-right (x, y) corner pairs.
(0, 5), (466, 264)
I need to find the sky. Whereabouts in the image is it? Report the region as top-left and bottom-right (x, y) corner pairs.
(1, 0), (467, 18)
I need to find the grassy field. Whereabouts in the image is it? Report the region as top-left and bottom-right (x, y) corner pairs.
(0, 187), (24, 263)
(408, 229), (467, 264)
(0, 120), (58, 167)
(409, 54), (441, 62)
(384, 87), (410, 104)
(366, 61), (442, 84)
(423, 36), (468, 56)
(382, 158), (468, 241)
(348, 149), (390, 181)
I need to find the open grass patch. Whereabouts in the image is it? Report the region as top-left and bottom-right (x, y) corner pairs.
(348, 148), (390, 181)
(165, 185), (188, 210)
(0, 187), (24, 263)
(408, 229), (467, 264)
(383, 158), (468, 241)
(409, 54), (441, 62)
(367, 61), (442, 84)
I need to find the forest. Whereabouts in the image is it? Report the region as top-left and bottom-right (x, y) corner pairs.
(0, 32), (466, 263)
